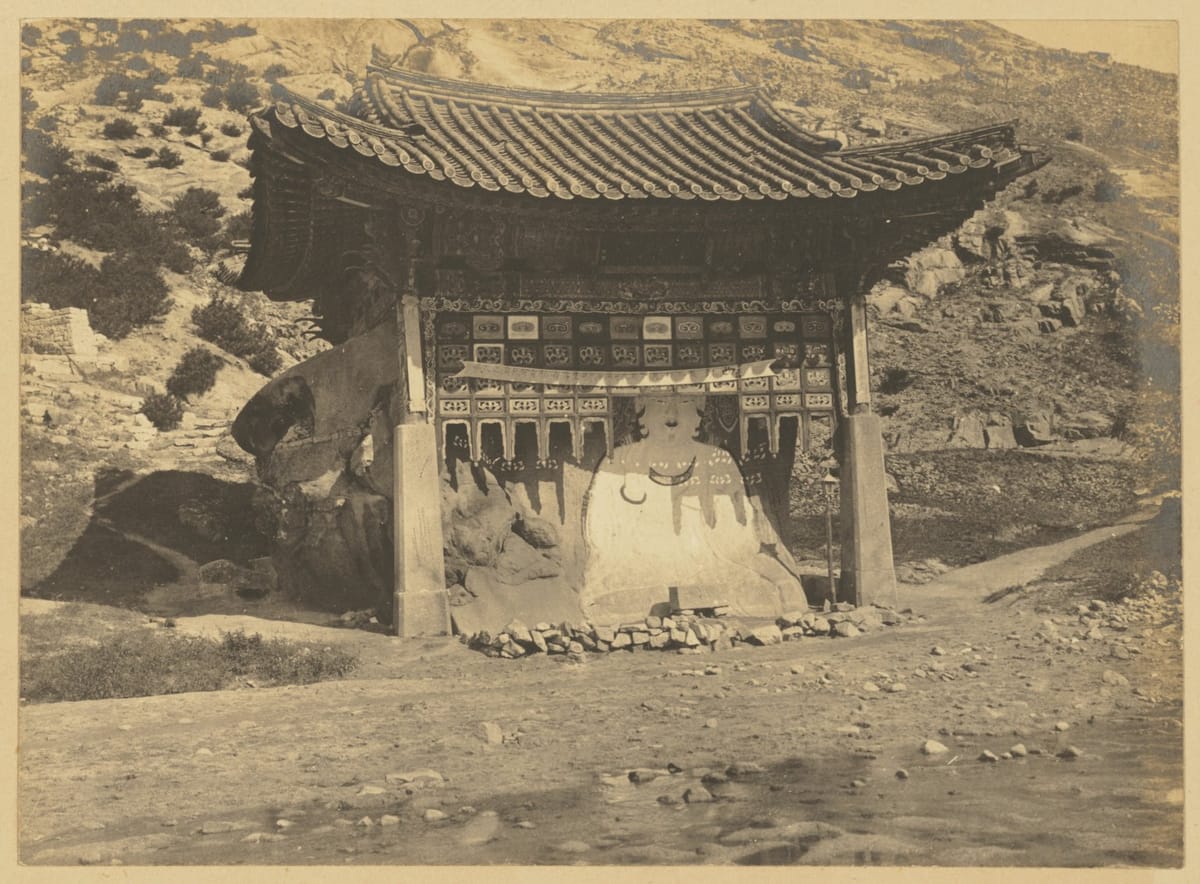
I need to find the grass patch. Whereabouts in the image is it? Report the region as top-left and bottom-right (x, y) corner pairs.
(20, 624), (358, 703)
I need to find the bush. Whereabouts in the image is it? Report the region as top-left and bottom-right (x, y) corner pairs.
(127, 55), (151, 72)
(62, 45), (87, 66)
(237, 185), (254, 199)
(162, 105), (204, 135)
(93, 18), (119, 33)
(317, 87), (337, 101)
(204, 59), (251, 86)
(200, 85), (224, 109)
(89, 254), (173, 338)
(102, 117), (138, 140)
(148, 147), (184, 169)
(170, 187), (226, 250)
(176, 56), (205, 79)
(146, 30), (193, 58)
(1065, 127), (1084, 143)
(166, 347), (224, 400)
(58, 28), (81, 46)
(150, 122), (168, 137)
(130, 146), (154, 159)
(20, 247), (101, 309)
(116, 30), (146, 52)
(22, 130), (72, 178)
(21, 24), (42, 46)
(200, 131), (214, 145)
(1093, 173), (1125, 203)
(94, 73), (129, 105)
(219, 121), (242, 137)
(247, 344), (282, 377)
(192, 295), (282, 375)
(85, 153), (119, 172)
(210, 149), (230, 162)
(36, 116), (59, 132)
(22, 87), (38, 117)
(140, 391), (184, 431)
(263, 63), (290, 82)
(224, 79), (261, 112)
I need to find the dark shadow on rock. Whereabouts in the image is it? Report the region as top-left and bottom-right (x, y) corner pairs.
(24, 469), (271, 610)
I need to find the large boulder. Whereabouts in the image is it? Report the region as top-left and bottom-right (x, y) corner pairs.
(903, 244), (965, 298)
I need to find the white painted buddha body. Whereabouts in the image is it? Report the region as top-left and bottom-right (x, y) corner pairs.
(580, 393), (805, 622)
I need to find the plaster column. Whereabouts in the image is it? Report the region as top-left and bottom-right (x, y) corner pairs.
(838, 291), (898, 608)
(392, 294), (451, 637)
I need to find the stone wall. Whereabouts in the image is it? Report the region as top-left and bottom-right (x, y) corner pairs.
(21, 303), (99, 361)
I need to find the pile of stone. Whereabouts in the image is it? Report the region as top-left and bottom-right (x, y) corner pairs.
(467, 613), (735, 659)
(465, 602), (911, 659)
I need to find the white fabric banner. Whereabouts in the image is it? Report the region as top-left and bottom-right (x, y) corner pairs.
(451, 359), (780, 389)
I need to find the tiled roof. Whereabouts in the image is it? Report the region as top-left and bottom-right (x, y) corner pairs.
(258, 66), (1029, 202)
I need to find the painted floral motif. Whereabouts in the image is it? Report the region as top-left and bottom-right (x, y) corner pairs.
(543, 344), (572, 367)
(438, 344), (469, 370)
(509, 345), (537, 366)
(578, 345), (606, 367)
(804, 343), (831, 366)
(643, 316), (672, 339)
(674, 317), (703, 339)
(473, 315), (505, 340)
(508, 316), (539, 339)
(708, 343), (736, 364)
(739, 344), (767, 362)
(473, 344), (504, 364)
(611, 344), (640, 366)
(644, 344), (672, 367)
(738, 315), (768, 338)
(772, 342), (801, 367)
(543, 316), (572, 339)
(610, 317), (641, 339)
(677, 343), (704, 365)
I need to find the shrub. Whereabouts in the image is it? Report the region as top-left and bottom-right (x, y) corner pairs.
(85, 153), (119, 172)
(201, 85), (224, 108)
(1065, 127), (1084, 143)
(224, 79), (261, 112)
(148, 147), (184, 169)
(130, 146), (154, 159)
(210, 149), (230, 162)
(102, 117), (138, 140)
(127, 55), (151, 72)
(89, 254), (172, 338)
(58, 28), (81, 46)
(20, 247), (101, 309)
(204, 59), (251, 86)
(237, 185), (254, 199)
(94, 73), (129, 105)
(22, 87), (38, 117)
(247, 343), (282, 376)
(317, 87), (337, 101)
(200, 131), (214, 145)
(93, 18), (119, 33)
(149, 122), (168, 137)
(139, 392), (184, 431)
(22, 130), (72, 178)
(116, 30), (146, 53)
(120, 93), (145, 113)
(63, 45), (87, 66)
(224, 208), (253, 240)
(219, 121), (242, 137)
(146, 30), (193, 58)
(166, 347), (224, 400)
(21, 23), (42, 46)
(192, 295), (282, 375)
(36, 116), (59, 132)
(1093, 173), (1125, 203)
(170, 187), (226, 250)
(176, 56), (205, 79)
(162, 105), (204, 135)
(263, 63), (290, 82)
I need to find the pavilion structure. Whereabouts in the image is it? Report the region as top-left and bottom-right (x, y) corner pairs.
(237, 61), (1043, 635)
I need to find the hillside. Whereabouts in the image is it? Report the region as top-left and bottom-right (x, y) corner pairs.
(18, 18), (1179, 605)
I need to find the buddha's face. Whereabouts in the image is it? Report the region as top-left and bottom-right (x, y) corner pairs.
(638, 394), (704, 446)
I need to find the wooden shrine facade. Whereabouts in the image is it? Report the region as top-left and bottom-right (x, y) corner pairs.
(237, 62), (1044, 635)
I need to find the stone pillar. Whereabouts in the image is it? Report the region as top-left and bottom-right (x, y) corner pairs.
(392, 292), (450, 637)
(837, 289), (897, 608)
(838, 412), (897, 607)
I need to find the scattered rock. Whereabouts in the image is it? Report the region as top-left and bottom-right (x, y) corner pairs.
(684, 786), (714, 804)
(1102, 669), (1130, 687)
(895, 769), (909, 780)
(555, 839), (591, 853)
(1009, 743), (1028, 758)
(423, 809), (448, 822)
(1057, 746), (1083, 759)
(480, 721), (504, 745)
(921, 740), (950, 755)
(380, 814), (401, 827)
(1054, 721), (1071, 732)
(978, 750), (999, 763)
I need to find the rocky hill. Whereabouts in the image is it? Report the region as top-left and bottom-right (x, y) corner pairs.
(19, 18), (1179, 604)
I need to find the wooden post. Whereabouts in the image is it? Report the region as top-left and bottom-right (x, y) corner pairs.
(837, 289), (898, 608)
(392, 291), (451, 637)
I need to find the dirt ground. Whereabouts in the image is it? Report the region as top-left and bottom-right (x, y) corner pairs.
(16, 502), (1184, 869)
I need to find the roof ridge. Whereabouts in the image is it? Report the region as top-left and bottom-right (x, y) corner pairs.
(364, 64), (760, 110)
(836, 120), (1020, 157)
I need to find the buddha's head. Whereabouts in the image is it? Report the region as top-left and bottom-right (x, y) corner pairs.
(637, 393), (705, 447)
